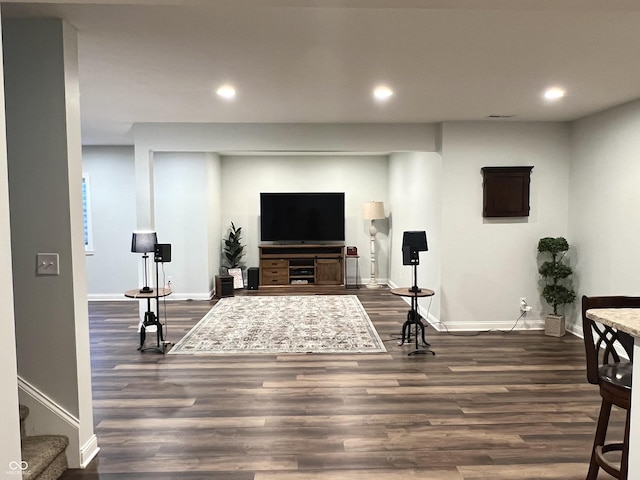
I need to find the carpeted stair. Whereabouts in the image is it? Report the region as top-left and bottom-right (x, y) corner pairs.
(19, 405), (69, 480)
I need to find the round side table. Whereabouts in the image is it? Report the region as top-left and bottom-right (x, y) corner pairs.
(390, 287), (435, 356)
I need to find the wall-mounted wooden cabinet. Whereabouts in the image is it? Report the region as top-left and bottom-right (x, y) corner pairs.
(481, 166), (533, 217)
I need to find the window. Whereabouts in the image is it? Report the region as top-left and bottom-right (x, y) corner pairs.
(82, 173), (94, 254)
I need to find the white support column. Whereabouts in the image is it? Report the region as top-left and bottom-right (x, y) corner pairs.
(3, 17), (98, 468)
(134, 145), (155, 229)
(0, 13), (23, 477)
(133, 145), (156, 312)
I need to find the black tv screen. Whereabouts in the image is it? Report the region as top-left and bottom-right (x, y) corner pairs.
(260, 192), (345, 242)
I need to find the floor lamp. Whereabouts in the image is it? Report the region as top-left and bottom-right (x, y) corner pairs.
(363, 201), (385, 289)
(131, 230), (157, 293)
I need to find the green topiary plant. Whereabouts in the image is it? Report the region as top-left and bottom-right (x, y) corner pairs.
(537, 236), (576, 315)
(223, 222), (245, 269)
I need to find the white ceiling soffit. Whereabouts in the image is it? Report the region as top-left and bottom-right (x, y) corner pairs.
(3, 0), (640, 145)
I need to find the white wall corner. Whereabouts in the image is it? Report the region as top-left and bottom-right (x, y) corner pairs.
(566, 321), (583, 339)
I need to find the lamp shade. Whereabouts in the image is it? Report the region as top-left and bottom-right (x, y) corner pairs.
(402, 231), (428, 252)
(131, 231), (157, 253)
(363, 201), (385, 220)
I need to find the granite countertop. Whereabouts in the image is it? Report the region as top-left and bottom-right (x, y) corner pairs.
(586, 308), (640, 337)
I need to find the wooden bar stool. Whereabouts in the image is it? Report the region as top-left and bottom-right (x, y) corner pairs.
(582, 295), (638, 480)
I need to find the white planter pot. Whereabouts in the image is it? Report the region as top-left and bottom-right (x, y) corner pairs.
(545, 314), (566, 337)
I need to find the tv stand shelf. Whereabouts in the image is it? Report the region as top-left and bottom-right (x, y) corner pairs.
(259, 244), (345, 286)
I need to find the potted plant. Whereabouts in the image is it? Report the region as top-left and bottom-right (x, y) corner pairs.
(223, 222), (245, 288)
(537, 236), (576, 336)
(223, 222), (245, 268)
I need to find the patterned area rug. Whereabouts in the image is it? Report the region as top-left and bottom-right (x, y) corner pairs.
(168, 295), (386, 354)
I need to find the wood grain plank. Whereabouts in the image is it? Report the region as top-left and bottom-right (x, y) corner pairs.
(61, 286), (606, 480)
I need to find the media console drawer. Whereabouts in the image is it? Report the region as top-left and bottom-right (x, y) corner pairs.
(261, 271), (288, 285)
(262, 259), (287, 268)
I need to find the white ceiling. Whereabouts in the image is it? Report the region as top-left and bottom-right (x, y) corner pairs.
(4, 0), (640, 145)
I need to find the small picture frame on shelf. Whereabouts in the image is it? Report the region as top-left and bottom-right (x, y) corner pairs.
(227, 268), (244, 289)
(346, 246), (358, 256)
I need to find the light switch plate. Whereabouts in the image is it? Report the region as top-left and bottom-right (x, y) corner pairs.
(36, 253), (60, 275)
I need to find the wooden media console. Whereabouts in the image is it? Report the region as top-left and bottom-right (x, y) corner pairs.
(259, 244), (345, 286)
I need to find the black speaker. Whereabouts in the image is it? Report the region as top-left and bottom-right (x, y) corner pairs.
(247, 267), (259, 290)
(154, 243), (172, 263)
(402, 246), (420, 266)
(402, 231), (427, 266)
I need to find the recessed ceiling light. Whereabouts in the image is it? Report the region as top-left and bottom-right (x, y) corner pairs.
(373, 85), (394, 101)
(216, 84), (236, 100)
(544, 87), (566, 100)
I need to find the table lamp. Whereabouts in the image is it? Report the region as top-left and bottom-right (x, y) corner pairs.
(131, 230), (157, 293)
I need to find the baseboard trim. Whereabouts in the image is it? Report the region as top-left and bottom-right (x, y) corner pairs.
(80, 434), (100, 468)
(87, 293), (129, 301)
(88, 292), (212, 301)
(430, 318), (546, 332)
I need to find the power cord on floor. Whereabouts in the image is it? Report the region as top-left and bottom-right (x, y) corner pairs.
(159, 262), (172, 347)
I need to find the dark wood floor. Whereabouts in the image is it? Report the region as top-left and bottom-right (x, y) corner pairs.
(60, 286), (620, 479)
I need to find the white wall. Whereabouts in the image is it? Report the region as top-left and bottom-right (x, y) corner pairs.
(85, 148), (222, 300)
(84, 150), (390, 297)
(440, 122), (571, 330)
(220, 154), (390, 283)
(84, 121), (578, 334)
(569, 98), (640, 327)
(83, 146), (138, 298)
(388, 152), (442, 320)
(154, 152), (221, 298)
(124, 123), (438, 297)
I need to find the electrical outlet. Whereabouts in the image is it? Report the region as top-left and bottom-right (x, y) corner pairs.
(520, 297), (532, 313)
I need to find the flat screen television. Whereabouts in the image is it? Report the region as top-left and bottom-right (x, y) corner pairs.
(260, 192), (345, 242)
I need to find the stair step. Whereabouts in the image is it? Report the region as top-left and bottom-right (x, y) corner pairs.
(20, 405), (29, 438)
(20, 404), (30, 422)
(21, 435), (69, 480)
